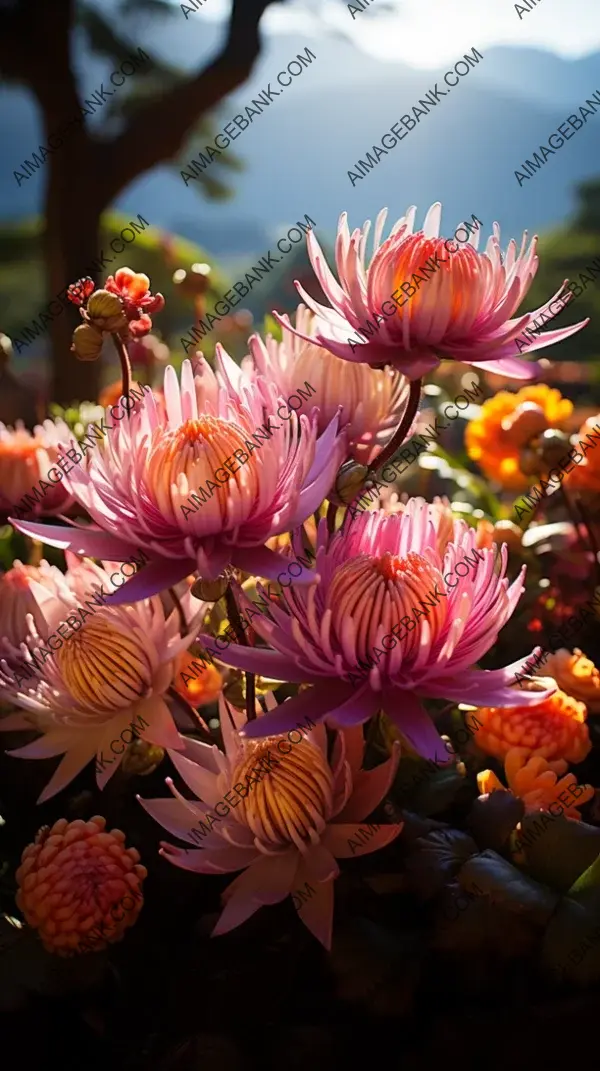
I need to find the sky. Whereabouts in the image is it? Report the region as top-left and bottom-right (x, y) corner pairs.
(189, 0), (600, 67)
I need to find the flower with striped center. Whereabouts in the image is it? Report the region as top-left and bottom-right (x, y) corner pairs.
(229, 734), (335, 850)
(247, 305), (410, 465)
(275, 203), (588, 382)
(12, 348), (346, 603)
(139, 694), (402, 949)
(56, 618), (153, 711)
(0, 556), (206, 802)
(200, 499), (556, 762)
(145, 415), (261, 534)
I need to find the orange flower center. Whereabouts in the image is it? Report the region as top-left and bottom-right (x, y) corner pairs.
(327, 551), (447, 660)
(56, 618), (153, 716)
(144, 416), (260, 524)
(229, 735), (334, 851)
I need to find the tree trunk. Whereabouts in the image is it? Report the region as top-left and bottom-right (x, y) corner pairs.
(45, 145), (103, 406)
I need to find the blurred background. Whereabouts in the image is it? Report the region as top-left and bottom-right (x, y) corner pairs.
(1, 0), (600, 418)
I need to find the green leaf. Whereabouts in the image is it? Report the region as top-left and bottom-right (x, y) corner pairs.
(406, 829), (478, 900)
(457, 849), (559, 925)
(541, 889), (600, 986)
(518, 813), (600, 893)
(467, 791), (524, 852)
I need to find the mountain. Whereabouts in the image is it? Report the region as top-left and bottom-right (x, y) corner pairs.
(1, 14), (600, 263)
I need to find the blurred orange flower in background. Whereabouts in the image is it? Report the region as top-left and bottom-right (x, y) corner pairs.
(562, 413), (600, 494)
(16, 816), (146, 956)
(465, 384), (572, 490)
(474, 688), (591, 765)
(478, 747), (594, 820)
(532, 648), (600, 715)
(174, 649), (223, 708)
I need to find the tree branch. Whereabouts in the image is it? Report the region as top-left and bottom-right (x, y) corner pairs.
(98, 0), (283, 203)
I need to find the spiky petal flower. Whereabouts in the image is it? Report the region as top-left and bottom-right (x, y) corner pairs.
(11, 349), (346, 604)
(16, 816), (146, 956)
(0, 557), (204, 802)
(246, 305), (410, 465)
(139, 695), (402, 949)
(0, 559), (65, 651)
(199, 500), (556, 761)
(473, 688), (591, 765)
(0, 420), (74, 517)
(478, 748), (594, 819)
(275, 203), (588, 382)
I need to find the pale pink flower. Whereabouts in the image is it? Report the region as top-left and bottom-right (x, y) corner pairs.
(0, 559), (65, 663)
(12, 349), (346, 604)
(275, 203), (588, 382)
(0, 419), (74, 517)
(139, 694), (402, 949)
(246, 305), (410, 465)
(200, 500), (556, 760)
(0, 556), (206, 802)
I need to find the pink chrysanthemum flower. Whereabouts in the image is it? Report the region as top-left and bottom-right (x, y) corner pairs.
(0, 556), (205, 802)
(0, 560), (66, 673)
(139, 695), (402, 949)
(246, 305), (410, 465)
(201, 501), (556, 760)
(0, 419), (74, 517)
(275, 203), (588, 382)
(12, 349), (346, 604)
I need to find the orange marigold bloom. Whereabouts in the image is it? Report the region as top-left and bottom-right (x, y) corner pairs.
(562, 414), (600, 494)
(478, 747), (594, 820)
(474, 688), (591, 765)
(16, 816), (146, 956)
(532, 648), (600, 715)
(175, 649), (223, 708)
(465, 384), (572, 490)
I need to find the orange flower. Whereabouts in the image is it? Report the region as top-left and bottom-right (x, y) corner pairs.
(174, 649), (223, 708)
(465, 384), (572, 490)
(532, 648), (600, 715)
(16, 817), (146, 956)
(562, 414), (600, 494)
(474, 688), (591, 765)
(477, 747), (594, 820)
(98, 379), (148, 409)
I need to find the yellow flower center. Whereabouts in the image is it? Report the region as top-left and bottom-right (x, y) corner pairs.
(56, 617), (153, 712)
(229, 735), (334, 851)
(145, 417), (260, 522)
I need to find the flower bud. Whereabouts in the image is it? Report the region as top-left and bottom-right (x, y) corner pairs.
(539, 429), (570, 470)
(71, 323), (104, 362)
(491, 520), (523, 549)
(501, 402), (548, 444)
(191, 575), (229, 602)
(519, 444), (544, 478)
(331, 460), (369, 507)
(86, 289), (128, 332)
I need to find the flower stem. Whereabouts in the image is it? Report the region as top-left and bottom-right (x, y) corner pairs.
(369, 377), (422, 476)
(168, 586), (188, 635)
(225, 584), (256, 722)
(338, 377), (422, 535)
(111, 333), (132, 403)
